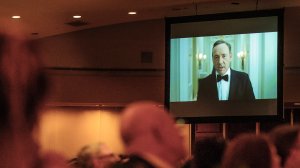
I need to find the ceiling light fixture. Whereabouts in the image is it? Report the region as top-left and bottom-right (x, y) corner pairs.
(128, 11), (137, 15)
(12, 15), (21, 19)
(73, 15), (82, 19)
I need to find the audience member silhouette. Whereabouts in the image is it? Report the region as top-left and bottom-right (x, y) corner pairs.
(0, 29), (68, 168)
(192, 136), (227, 168)
(73, 143), (120, 168)
(118, 101), (187, 168)
(284, 141), (300, 168)
(221, 133), (280, 168)
(269, 124), (300, 168)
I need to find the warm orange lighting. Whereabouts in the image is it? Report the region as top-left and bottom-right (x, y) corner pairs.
(12, 16), (21, 19)
(73, 15), (82, 19)
(128, 11), (137, 15)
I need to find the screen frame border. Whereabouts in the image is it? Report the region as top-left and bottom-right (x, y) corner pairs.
(165, 9), (284, 123)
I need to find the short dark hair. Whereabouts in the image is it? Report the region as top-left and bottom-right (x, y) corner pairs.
(193, 136), (227, 168)
(213, 40), (232, 53)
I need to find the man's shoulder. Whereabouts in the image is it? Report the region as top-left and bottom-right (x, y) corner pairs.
(231, 69), (250, 78)
(199, 74), (214, 83)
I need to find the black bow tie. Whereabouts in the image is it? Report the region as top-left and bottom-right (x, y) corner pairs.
(217, 74), (228, 82)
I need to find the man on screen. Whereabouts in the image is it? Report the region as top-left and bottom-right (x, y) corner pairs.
(197, 40), (255, 101)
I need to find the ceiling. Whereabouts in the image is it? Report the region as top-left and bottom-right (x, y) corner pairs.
(1, 0), (300, 38)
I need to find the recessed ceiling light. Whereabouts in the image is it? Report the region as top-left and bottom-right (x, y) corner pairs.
(12, 16), (21, 19)
(128, 11), (137, 15)
(73, 15), (82, 19)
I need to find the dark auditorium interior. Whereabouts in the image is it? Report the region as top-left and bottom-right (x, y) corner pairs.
(2, 0), (300, 160)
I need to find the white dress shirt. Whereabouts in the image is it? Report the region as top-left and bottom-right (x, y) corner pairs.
(215, 69), (231, 100)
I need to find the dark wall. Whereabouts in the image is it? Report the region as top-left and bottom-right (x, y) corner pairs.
(38, 19), (165, 104)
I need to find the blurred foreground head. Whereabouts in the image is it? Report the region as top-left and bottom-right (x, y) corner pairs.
(120, 101), (187, 168)
(0, 28), (48, 167)
(0, 29), (48, 132)
(221, 133), (280, 168)
(269, 124), (300, 167)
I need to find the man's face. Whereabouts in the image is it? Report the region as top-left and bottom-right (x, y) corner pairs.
(212, 43), (232, 76)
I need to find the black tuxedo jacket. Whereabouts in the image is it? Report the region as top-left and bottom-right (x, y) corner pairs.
(197, 69), (255, 101)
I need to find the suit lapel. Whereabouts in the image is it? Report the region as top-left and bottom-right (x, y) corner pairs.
(210, 74), (219, 100)
(229, 69), (237, 100)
